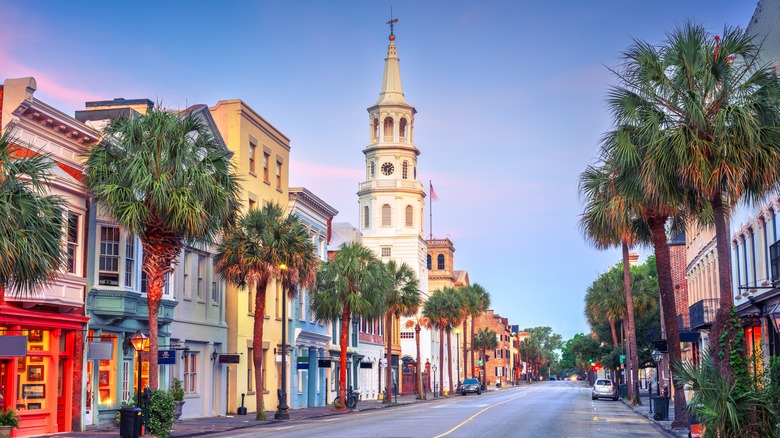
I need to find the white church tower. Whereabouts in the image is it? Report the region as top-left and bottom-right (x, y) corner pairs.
(358, 22), (433, 383)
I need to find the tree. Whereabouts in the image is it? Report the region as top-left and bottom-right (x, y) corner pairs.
(464, 284), (490, 378)
(215, 202), (315, 419)
(83, 107), (239, 390)
(310, 242), (388, 408)
(608, 21), (780, 383)
(0, 130), (65, 303)
(423, 287), (462, 394)
(580, 163), (647, 403)
(473, 327), (498, 388)
(404, 313), (431, 399)
(382, 260), (420, 403)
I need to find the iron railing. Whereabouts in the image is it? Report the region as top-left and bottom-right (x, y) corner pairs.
(689, 298), (719, 330)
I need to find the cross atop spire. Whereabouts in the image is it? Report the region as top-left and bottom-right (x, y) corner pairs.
(387, 15), (398, 41)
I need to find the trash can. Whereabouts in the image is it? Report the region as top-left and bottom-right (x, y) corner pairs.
(119, 407), (142, 438)
(687, 404), (703, 438)
(651, 396), (669, 421)
(619, 384), (628, 399)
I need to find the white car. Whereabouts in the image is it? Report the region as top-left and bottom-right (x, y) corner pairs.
(591, 378), (619, 401)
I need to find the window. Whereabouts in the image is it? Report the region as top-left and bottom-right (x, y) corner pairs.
(248, 198), (256, 211)
(402, 161), (408, 179)
(211, 258), (220, 303)
(297, 348), (305, 394)
(400, 332), (414, 339)
(248, 281), (255, 314)
(122, 360), (131, 402)
(372, 119), (379, 141)
(383, 117), (394, 140)
(125, 235), (135, 288)
(427, 254), (432, 270)
(276, 160), (282, 190)
(399, 119), (408, 142)
(381, 246), (391, 258)
(299, 289), (306, 321)
(263, 152), (270, 183)
(249, 141), (257, 173)
(437, 254), (445, 270)
(184, 353), (198, 394)
(247, 348), (254, 392)
(363, 206), (370, 228)
(66, 211), (79, 273)
(99, 226), (120, 286)
(370, 161), (375, 177)
(405, 205), (413, 227)
(183, 251), (191, 300)
(262, 348), (269, 390)
(382, 204), (391, 226)
(197, 254), (206, 300)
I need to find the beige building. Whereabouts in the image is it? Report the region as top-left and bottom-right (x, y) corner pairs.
(209, 99), (291, 415)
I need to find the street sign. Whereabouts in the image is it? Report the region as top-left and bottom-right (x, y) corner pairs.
(620, 354), (626, 363)
(158, 350), (176, 365)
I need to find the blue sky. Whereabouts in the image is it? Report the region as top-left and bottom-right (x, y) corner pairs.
(0, 1), (760, 340)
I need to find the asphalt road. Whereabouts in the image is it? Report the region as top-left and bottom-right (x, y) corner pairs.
(209, 381), (669, 437)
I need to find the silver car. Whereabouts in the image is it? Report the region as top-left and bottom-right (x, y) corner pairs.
(591, 378), (619, 401)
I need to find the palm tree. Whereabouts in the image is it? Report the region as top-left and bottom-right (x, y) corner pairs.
(473, 327), (498, 389)
(215, 203), (316, 419)
(465, 284), (490, 378)
(83, 107), (239, 390)
(423, 287), (462, 395)
(404, 314), (430, 399)
(310, 241), (388, 409)
(0, 130), (65, 303)
(382, 260), (421, 403)
(580, 163), (647, 403)
(609, 21), (780, 379)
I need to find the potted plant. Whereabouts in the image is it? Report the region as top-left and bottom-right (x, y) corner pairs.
(0, 407), (19, 438)
(170, 377), (185, 421)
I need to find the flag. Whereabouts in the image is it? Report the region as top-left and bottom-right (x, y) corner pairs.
(430, 181), (439, 201)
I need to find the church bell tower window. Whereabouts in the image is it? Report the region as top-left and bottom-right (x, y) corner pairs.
(402, 161), (408, 179)
(382, 204), (392, 227)
(363, 206), (370, 229)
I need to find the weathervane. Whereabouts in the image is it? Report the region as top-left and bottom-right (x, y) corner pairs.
(387, 9), (398, 41)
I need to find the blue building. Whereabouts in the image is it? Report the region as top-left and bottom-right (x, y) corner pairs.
(287, 188), (338, 408)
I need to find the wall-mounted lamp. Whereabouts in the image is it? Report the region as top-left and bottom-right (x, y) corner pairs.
(211, 349), (219, 362)
(181, 347), (190, 360)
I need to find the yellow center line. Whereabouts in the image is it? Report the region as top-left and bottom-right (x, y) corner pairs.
(433, 392), (530, 437)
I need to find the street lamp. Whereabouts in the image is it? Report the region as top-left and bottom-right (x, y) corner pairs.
(454, 328), (461, 387)
(129, 331), (149, 409)
(275, 264), (290, 420)
(432, 364), (438, 398)
(651, 348), (662, 396)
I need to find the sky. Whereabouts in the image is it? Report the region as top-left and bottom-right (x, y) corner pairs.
(0, 1), (762, 341)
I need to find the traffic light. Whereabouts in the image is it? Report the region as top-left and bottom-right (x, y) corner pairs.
(478, 358), (483, 366)
(593, 363), (601, 371)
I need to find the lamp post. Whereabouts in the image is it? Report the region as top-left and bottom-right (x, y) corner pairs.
(275, 264), (290, 420)
(651, 348), (662, 396)
(432, 364), (437, 398)
(454, 328), (461, 387)
(130, 331), (149, 436)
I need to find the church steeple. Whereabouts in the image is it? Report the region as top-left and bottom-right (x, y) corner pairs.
(375, 19), (410, 107)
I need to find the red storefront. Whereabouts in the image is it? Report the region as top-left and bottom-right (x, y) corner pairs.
(0, 304), (87, 437)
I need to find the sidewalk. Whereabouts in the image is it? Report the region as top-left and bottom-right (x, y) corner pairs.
(622, 390), (688, 438)
(53, 387), (512, 438)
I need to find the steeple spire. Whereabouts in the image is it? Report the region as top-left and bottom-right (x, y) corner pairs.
(376, 17), (410, 106)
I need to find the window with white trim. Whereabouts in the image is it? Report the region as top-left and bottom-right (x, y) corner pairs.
(65, 211), (80, 274)
(299, 289), (306, 321)
(381, 246), (391, 258)
(122, 360), (131, 402)
(197, 254), (206, 301)
(125, 235), (135, 288)
(363, 206), (370, 228)
(182, 251), (191, 300)
(247, 347), (254, 392)
(297, 348), (305, 394)
(211, 258), (220, 304)
(381, 204), (391, 227)
(99, 226), (120, 286)
(184, 352), (198, 394)
(405, 205), (413, 227)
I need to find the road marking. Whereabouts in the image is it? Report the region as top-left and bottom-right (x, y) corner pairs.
(274, 426), (295, 430)
(322, 418), (340, 422)
(433, 392), (529, 437)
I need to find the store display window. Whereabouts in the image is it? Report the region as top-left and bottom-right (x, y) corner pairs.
(14, 330), (50, 412)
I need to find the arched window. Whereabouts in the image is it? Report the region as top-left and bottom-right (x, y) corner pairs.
(372, 118), (379, 142)
(399, 118), (408, 142)
(426, 254), (432, 270)
(363, 206), (370, 228)
(437, 254), (445, 270)
(383, 117), (394, 141)
(402, 161), (408, 179)
(405, 205), (413, 227)
(382, 204), (391, 227)
(370, 161), (375, 177)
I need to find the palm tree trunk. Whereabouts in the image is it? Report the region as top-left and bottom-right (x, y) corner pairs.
(470, 316), (476, 378)
(384, 312), (393, 403)
(415, 323), (425, 400)
(338, 306), (350, 409)
(708, 194), (739, 379)
(462, 320), (468, 379)
(622, 241), (640, 405)
(146, 270), (166, 391)
(609, 319), (619, 347)
(447, 329), (453, 394)
(648, 215), (686, 428)
(439, 328), (444, 395)
(253, 281), (268, 419)
(0, 283), (5, 303)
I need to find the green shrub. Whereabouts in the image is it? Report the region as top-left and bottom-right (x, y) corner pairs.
(170, 378), (184, 402)
(146, 390), (176, 438)
(0, 407), (19, 429)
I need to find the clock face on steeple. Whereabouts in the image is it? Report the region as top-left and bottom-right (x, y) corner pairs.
(381, 162), (395, 175)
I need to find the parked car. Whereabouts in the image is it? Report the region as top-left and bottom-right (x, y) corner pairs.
(591, 378), (619, 401)
(460, 378), (482, 395)
(549, 375), (556, 380)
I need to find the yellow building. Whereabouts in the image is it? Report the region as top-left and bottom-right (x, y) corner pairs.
(209, 99), (291, 415)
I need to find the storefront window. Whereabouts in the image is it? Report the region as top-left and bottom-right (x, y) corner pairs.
(17, 330), (50, 411)
(96, 334), (117, 406)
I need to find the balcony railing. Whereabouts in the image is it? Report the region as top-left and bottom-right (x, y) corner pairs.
(689, 298), (720, 330)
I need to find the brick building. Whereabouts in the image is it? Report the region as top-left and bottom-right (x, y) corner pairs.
(473, 310), (512, 387)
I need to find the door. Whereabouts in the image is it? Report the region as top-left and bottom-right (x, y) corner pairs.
(57, 358), (66, 432)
